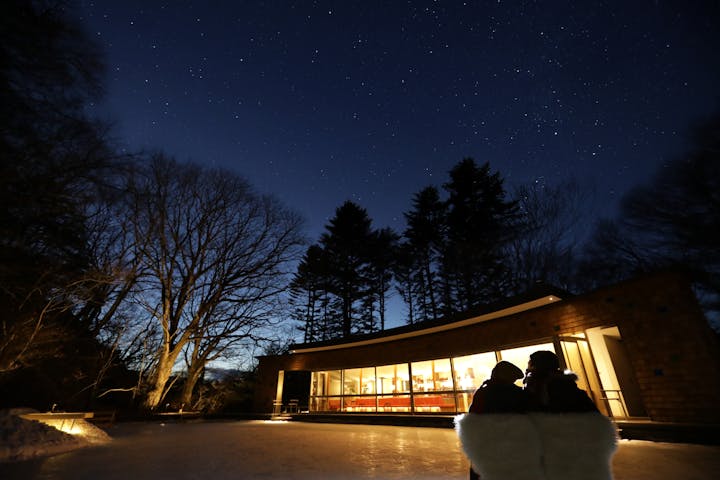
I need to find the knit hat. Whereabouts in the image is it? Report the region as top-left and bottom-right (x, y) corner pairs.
(491, 361), (525, 383)
(529, 350), (560, 372)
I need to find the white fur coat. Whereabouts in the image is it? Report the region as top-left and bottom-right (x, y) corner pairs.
(455, 412), (618, 480)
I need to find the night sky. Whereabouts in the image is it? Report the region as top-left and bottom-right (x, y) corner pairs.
(78, 1), (720, 240)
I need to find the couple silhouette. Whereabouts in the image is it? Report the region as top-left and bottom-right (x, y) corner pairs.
(457, 351), (618, 480)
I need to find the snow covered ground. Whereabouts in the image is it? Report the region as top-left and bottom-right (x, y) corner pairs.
(1, 418), (718, 479)
(0, 409), (111, 463)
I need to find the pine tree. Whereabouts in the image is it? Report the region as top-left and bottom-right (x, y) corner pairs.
(289, 245), (327, 342)
(442, 159), (518, 311)
(402, 186), (446, 322)
(319, 201), (375, 337)
(366, 228), (399, 331)
(393, 242), (418, 324)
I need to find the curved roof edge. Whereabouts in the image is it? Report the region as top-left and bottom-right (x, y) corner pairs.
(288, 284), (567, 355)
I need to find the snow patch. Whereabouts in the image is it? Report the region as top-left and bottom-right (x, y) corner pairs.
(0, 408), (111, 463)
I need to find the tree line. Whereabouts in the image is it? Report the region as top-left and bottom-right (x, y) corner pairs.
(290, 132), (720, 342)
(289, 159), (582, 342)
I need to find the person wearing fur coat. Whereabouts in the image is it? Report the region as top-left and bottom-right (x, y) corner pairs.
(456, 351), (618, 480)
(467, 360), (527, 480)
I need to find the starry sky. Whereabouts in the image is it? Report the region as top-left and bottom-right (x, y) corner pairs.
(78, 0), (720, 240)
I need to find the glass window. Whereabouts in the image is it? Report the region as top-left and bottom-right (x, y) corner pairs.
(343, 367), (375, 395)
(328, 396), (343, 412)
(377, 394), (411, 412)
(456, 391), (473, 413)
(308, 342), (561, 415)
(413, 393), (457, 413)
(326, 370), (342, 396)
(311, 370), (342, 397)
(343, 368), (361, 395)
(343, 396), (376, 412)
(376, 363), (410, 394)
(360, 367), (376, 394)
(311, 371), (325, 396)
(452, 352), (497, 391)
(411, 358), (454, 392)
(311, 396), (343, 412)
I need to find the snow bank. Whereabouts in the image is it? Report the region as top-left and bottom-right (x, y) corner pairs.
(0, 408), (111, 462)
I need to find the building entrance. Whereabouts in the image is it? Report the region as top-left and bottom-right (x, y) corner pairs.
(584, 326), (647, 418)
(275, 370), (311, 414)
(559, 335), (607, 414)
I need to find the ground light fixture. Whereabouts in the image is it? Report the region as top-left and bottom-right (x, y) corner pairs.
(20, 412), (96, 437)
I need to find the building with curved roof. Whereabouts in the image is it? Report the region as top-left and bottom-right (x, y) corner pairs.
(255, 272), (720, 428)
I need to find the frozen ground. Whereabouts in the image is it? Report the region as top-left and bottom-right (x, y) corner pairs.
(1, 419), (719, 479)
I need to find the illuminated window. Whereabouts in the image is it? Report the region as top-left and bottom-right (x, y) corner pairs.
(340, 367), (376, 411)
(311, 396), (342, 412)
(343, 367), (376, 395)
(452, 352), (497, 391)
(310, 371), (324, 396)
(343, 368), (361, 395)
(376, 363), (411, 412)
(376, 363), (410, 394)
(311, 370), (342, 397)
(452, 351), (498, 412)
(327, 370), (342, 395)
(344, 396), (377, 412)
(413, 392), (456, 413)
(411, 358), (454, 392)
(307, 342), (564, 414)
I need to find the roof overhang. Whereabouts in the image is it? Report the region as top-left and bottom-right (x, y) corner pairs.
(289, 293), (562, 354)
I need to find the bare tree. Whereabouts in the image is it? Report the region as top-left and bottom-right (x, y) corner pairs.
(579, 113), (720, 327)
(0, 0), (125, 386)
(69, 173), (156, 402)
(507, 178), (594, 293)
(127, 155), (304, 410)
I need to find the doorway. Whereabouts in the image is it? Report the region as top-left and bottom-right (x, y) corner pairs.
(585, 326), (647, 418)
(281, 370), (311, 413)
(559, 335), (607, 415)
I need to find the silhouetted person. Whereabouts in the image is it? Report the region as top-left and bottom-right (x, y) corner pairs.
(469, 360), (525, 415)
(468, 361), (525, 480)
(523, 350), (598, 413)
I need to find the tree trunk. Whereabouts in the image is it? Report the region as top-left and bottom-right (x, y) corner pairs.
(143, 347), (175, 410)
(424, 258), (438, 321)
(180, 366), (204, 408)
